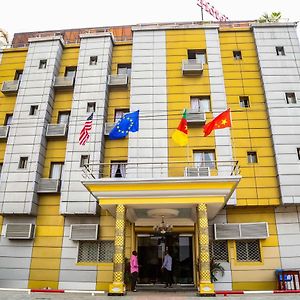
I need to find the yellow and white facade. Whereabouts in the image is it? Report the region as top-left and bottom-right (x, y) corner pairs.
(0, 21), (299, 294)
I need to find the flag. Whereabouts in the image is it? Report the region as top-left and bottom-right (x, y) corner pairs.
(109, 110), (139, 140)
(203, 108), (231, 137)
(79, 113), (93, 145)
(172, 109), (188, 146)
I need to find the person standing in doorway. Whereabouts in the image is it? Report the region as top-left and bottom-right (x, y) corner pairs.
(130, 250), (139, 292)
(161, 250), (173, 288)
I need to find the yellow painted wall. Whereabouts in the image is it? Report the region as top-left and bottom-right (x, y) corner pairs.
(166, 29), (215, 176)
(219, 30), (280, 206)
(103, 43), (131, 177)
(227, 207), (281, 290)
(0, 49), (27, 162)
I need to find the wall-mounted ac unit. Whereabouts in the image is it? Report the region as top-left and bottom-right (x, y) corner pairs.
(184, 166), (210, 177)
(0, 126), (9, 139)
(69, 224), (98, 240)
(104, 123), (115, 136)
(108, 74), (128, 87)
(214, 222), (269, 240)
(186, 110), (206, 125)
(5, 223), (35, 239)
(46, 124), (68, 137)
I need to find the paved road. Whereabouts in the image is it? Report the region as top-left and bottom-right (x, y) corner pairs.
(1, 291), (300, 300)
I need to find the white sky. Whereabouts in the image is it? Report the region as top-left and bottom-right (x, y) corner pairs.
(1, 0), (299, 40)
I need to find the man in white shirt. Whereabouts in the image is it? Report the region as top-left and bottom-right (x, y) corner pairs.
(161, 250), (173, 288)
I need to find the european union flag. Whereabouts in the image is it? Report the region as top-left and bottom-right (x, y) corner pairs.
(109, 110), (139, 140)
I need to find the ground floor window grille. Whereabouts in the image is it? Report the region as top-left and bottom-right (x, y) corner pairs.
(78, 241), (114, 262)
(210, 240), (228, 262)
(236, 240), (261, 262)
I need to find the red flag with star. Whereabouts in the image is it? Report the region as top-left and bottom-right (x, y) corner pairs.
(203, 108), (231, 137)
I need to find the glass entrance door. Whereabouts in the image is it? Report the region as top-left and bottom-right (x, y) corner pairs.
(137, 233), (194, 284)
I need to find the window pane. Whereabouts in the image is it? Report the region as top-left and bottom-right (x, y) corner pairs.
(80, 155), (90, 167)
(50, 163), (63, 179)
(58, 112), (70, 124)
(236, 240), (261, 262)
(78, 241), (98, 262)
(194, 151), (215, 168)
(5, 114), (13, 125)
(210, 240), (228, 262)
(98, 241), (114, 262)
(199, 99), (210, 112)
(247, 152), (258, 163)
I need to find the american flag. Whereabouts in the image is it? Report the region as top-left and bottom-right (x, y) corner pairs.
(79, 113), (93, 145)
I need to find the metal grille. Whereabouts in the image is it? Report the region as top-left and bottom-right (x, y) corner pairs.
(236, 240), (261, 262)
(78, 241), (114, 262)
(210, 240), (228, 262)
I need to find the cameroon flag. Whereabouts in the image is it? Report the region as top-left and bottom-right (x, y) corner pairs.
(172, 109), (188, 146)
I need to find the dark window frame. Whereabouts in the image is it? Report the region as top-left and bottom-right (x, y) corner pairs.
(19, 157), (28, 169)
(87, 102), (96, 113)
(233, 50), (242, 60)
(276, 46), (285, 56)
(39, 59), (47, 69)
(80, 155), (90, 168)
(239, 96), (250, 108)
(247, 151), (258, 163)
(89, 56), (98, 65)
(29, 105), (38, 116)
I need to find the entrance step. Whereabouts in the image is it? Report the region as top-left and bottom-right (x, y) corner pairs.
(136, 284), (197, 292)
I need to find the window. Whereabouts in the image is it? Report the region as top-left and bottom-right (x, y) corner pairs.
(4, 114), (13, 126)
(276, 46), (285, 56)
(89, 56), (98, 65)
(297, 148), (300, 160)
(239, 96), (250, 108)
(0, 163), (3, 175)
(39, 59), (47, 69)
(285, 92), (297, 104)
(210, 240), (228, 262)
(247, 151), (258, 163)
(87, 102), (96, 113)
(188, 50), (206, 64)
(236, 240), (261, 262)
(58, 111), (70, 124)
(78, 240), (114, 262)
(14, 70), (23, 81)
(190, 96), (210, 112)
(80, 155), (90, 167)
(50, 162), (64, 179)
(64, 66), (77, 78)
(29, 105), (38, 116)
(193, 150), (215, 169)
(117, 64), (131, 76)
(19, 157), (28, 169)
(114, 109), (129, 122)
(233, 50), (242, 60)
(111, 161), (127, 178)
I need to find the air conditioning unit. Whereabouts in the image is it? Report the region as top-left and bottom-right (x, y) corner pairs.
(0, 126), (9, 139)
(184, 166), (210, 177)
(214, 222), (269, 240)
(46, 123), (68, 137)
(5, 223), (35, 239)
(108, 74), (128, 87)
(37, 179), (61, 193)
(104, 122), (115, 136)
(182, 59), (204, 75)
(186, 110), (206, 125)
(69, 224), (98, 241)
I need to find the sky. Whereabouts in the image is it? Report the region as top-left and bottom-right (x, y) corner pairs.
(1, 0), (299, 41)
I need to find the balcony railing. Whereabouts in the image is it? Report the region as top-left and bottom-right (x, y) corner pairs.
(46, 124), (68, 138)
(53, 76), (75, 89)
(37, 178), (61, 193)
(82, 160), (240, 180)
(108, 74), (128, 87)
(0, 126), (9, 139)
(104, 122), (115, 136)
(182, 59), (203, 75)
(1, 80), (20, 94)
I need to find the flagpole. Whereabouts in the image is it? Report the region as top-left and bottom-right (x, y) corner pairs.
(229, 109), (237, 173)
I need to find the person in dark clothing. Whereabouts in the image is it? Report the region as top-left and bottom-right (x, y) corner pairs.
(161, 250), (173, 288)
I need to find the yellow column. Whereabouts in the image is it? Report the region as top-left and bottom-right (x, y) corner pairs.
(109, 204), (126, 295)
(197, 203), (215, 296)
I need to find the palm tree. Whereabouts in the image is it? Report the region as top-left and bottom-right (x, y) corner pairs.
(258, 12), (282, 23)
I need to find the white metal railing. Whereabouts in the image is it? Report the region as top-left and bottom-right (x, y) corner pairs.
(82, 160), (240, 180)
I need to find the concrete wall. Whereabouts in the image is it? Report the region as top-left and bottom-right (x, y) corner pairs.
(252, 23), (300, 204)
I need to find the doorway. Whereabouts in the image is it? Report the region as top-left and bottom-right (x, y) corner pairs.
(137, 233), (194, 284)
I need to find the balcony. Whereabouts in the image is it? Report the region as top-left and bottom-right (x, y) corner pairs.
(53, 76), (75, 89)
(182, 59), (203, 75)
(46, 123), (68, 138)
(186, 109), (206, 125)
(1, 80), (20, 94)
(104, 122), (115, 136)
(0, 126), (9, 139)
(37, 178), (61, 193)
(108, 74), (128, 87)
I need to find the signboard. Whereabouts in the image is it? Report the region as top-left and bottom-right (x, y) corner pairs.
(197, 0), (229, 22)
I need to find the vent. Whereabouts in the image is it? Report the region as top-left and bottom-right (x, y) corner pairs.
(184, 166), (210, 177)
(46, 124), (68, 137)
(104, 122), (115, 136)
(5, 223), (35, 239)
(0, 126), (9, 139)
(1, 80), (20, 94)
(69, 224), (98, 241)
(108, 74), (128, 87)
(214, 222), (269, 240)
(37, 179), (61, 193)
(53, 76), (75, 89)
(182, 59), (203, 75)
(186, 110), (206, 125)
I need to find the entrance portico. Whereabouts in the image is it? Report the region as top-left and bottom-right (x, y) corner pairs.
(83, 174), (240, 296)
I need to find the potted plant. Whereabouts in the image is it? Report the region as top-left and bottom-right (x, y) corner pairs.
(210, 258), (225, 282)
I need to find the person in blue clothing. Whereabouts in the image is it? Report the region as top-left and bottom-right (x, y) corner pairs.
(161, 250), (173, 288)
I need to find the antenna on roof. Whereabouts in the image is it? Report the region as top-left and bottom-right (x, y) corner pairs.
(196, 0), (229, 22)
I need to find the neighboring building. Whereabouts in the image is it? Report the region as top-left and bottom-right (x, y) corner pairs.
(0, 20), (299, 295)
